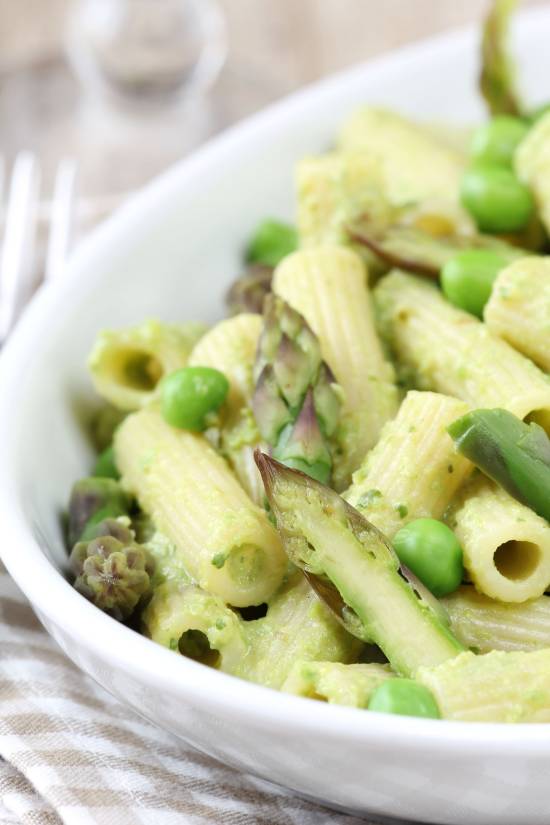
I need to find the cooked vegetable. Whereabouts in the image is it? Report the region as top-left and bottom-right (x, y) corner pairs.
(348, 219), (522, 279)
(471, 116), (528, 167)
(252, 295), (341, 484)
(479, 0), (522, 117)
(160, 366), (230, 431)
(70, 520), (152, 620)
(256, 451), (464, 676)
(92, 445), (120, 480)
(392, 519), (463, 598)
(226, 264), (273, 316)
(68, 477), (132, 547)
(368, 678), (440, 719)
(448, 408), (550, 523)
(461, 165), (533, 233)
(440, 249), (506, 317)
(246, 219), (297, 267)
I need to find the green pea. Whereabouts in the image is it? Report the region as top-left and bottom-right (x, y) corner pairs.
(471, 116), (529, 167)
(368, 679), (440, 719)
(461, 165), (534, 233)
(92, 445), (120, 480)
(160, 367), (229, 431)
(440, 249), (506, 318)
(393, 518), (463, 598)
(246, 219), (298, 267)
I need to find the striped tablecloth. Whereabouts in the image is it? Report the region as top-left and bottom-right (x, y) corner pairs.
(0, 563), (402, 825)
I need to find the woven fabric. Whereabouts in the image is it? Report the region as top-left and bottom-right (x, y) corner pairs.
(0, 564), (395, 825)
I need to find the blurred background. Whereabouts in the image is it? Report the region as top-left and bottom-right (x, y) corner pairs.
(0, 0), (545, 235)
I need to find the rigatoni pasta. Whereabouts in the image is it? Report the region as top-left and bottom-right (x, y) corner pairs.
(374, 270), (550, 431)
(88, 319), (206, 411)
(484, 256), (550, 371)
(345, 391), (471, 538)
(114, 409), (287, 607)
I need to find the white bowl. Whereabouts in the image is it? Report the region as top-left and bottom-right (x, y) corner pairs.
(2, 10), (550, 824)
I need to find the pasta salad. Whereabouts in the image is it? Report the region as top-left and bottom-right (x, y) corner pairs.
(65, 1), (550, 723)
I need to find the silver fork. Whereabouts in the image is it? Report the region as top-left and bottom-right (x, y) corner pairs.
(0, 154), (78, 346)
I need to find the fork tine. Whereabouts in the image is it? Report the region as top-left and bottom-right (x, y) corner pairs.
(0, 152), (41, 342)
(45, 157), (78, 282)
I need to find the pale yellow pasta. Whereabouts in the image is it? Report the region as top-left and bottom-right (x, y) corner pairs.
(374, 270), (550, 431)
(515, 109), (550, 233)
(417, 649), (550, 722)
(282, 661), (393, 707)
(443, 586), (550, 654)
(274, 247), (399, 488)
(114, 409), (287, 607)
(296, 152), (389, 250)
(338, 106), (473, 232)
(188, 313), (264, 502)
(345, 391), (471, 538)
(188, 314), (262, 413)
(449, 476), (550, 603)
(484, 256), (550, 371)
(142, 581), (249, 673)
(240, 572), (362, 690)
(88, 319), (206, 411)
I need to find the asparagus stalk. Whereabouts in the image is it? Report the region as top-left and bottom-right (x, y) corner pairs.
(252, 295), (341, 485)
(480, 0), (522, 117)
(225, 263), (273, 316)
(448, 408), (550, 523)
(347, 219), (524, 278)
(256, 451), (464, 676)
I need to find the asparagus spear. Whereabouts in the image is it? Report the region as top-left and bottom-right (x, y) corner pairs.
(480, 0), (522, 117)
(448, 408), (550, 523)
(226, 263), (273, 316)
(255, 451), (464, 676)
(347, 219), (524, 278)
(252, 295), (341, 485)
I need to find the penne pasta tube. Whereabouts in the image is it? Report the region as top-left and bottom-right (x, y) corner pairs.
(142, 582), (249, 673)
(188, 313), (262, 414)
(240, 571), (363, 690)
(88, 319), (206, 411)
(274, 247), (399, 488)
(449, 475), (550, 603)
(515, 109), (550, 234)
(282, 661), (393, 707)
(338, 106), (473, 232)
(345, 391), (471, 539)
(443, 586), (550, 654)
(115, 410), (287, 607)
(484, 256), (550, 371)
(374, 270), (550, 432)
(417, 649), (550, 722)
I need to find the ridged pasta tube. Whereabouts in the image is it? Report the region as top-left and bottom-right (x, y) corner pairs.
(88, 320), (206, 411)
(345, 391), (471, 539)
(417, 649), (550, 722)
(374, 271), (550, 431)
(188, 314), (262, 413)
(449, 476), (550, 603)
(443, 586), (550, 654)
(282, 661), (393, 707)
(274, 247), (399, 488)
(338, 107), (473, 233)
(240, 572), (363, 689)
(142, 582), (249, 672)
(484, 256), (550, 371)
(296, 152), (389, 251)
(189, 314), (264, 503)
(114, 410), (287, 606)
(515, 110), (550, 233)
